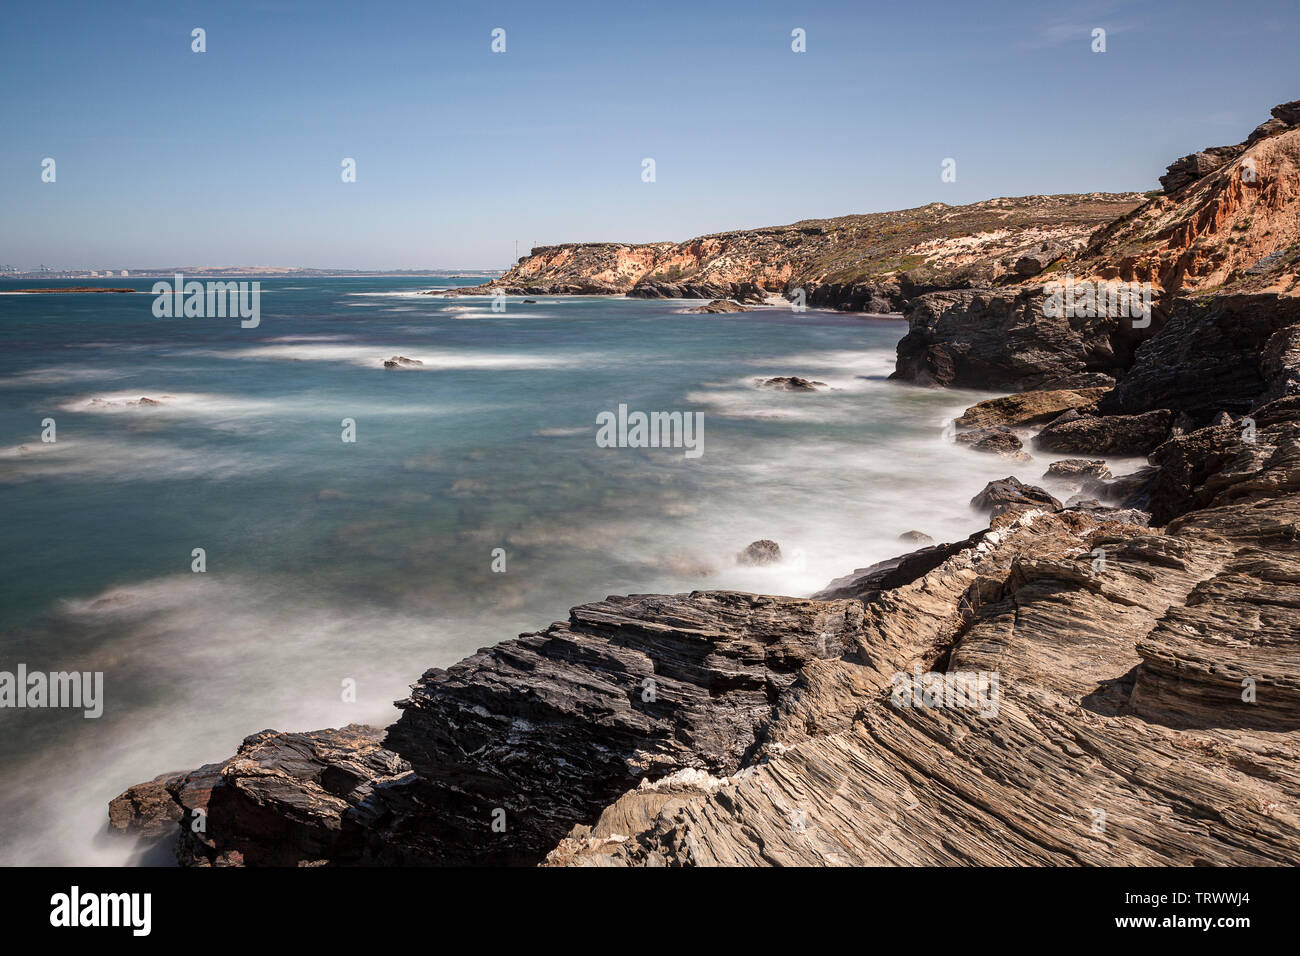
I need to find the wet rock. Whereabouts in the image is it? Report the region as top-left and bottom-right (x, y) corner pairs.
(955, 426), (1031, 461)
(956, 387), (1111, 429)
(754, 376), (827, 392)
(970, 476), (1063, 517)
(1101, 465), (1160, 509)
(1034, 410), (1173, 456)
(383, 356), (423, 369)
(737, 539), (782, 565)
(108, 772), (186, 837)
(898, 530), (934, 544)
(814, 530), (985, 602)
(685, 299), (751, 314)
(1044, 458), (1112, 481)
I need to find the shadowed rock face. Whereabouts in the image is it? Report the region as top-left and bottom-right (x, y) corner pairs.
(890, 287), (1128, 390)
(1098, 295), (1300, 420)
(1034, 409), (1173, 456)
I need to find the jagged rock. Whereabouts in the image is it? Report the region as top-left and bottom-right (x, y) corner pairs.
(1098, 295), (1300, 421)
(737, 539), (782, 565)
(383, 356), (423, 369)
(1102, 466), (1160, 509)
(1034, 410), (1173, 456)
(1044, 459), (1112, 481)
(1159, 145), (1243, 194)
(1272, 99), (1300, 127)
(969, 477), (1062, 517)
(549, 474), (1300, 866)
(813, 530), (984, 603)
(754, 376), (827, 392)
(955, 426), (1031, 461)
(108, 772), (186, 837)
(891, 288), (1127, 390)
(956, 387), (1111, 428)
(373, 592), (864, 864)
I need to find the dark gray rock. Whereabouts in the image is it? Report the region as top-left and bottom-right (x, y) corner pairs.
(1159, 145), (1242, 194)
(956, 426), (1031, 461)
(754, 376), (827, 392)
(1044, 458), (1112, 481)
(1097, 294), (1300, 421)
(970, 476), (1063, 517)
(1034, 410), (1173, 456)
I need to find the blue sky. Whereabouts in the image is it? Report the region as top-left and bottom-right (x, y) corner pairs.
(1, 0), (1297, 270)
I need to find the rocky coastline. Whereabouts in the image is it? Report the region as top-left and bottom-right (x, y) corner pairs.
(110, 101), (1300, 867)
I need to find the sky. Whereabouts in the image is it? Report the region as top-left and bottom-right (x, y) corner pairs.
(1, 0), (1297, 271)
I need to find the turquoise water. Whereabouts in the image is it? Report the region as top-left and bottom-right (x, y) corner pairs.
(0, 276), (1035, 864)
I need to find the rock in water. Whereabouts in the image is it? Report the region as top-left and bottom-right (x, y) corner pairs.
(754, 376), (827, 392)
(686, 299), (751, 313)
(956, 387), (1110, 429)
(955, 426), (1032, 461)
(737, 539), (781, 565)
(1044, 458), (1112, 481)
(383, 355), (423, 369)
(970, 476), (1063, 517)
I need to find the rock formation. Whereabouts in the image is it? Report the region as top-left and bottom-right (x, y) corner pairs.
(685, 299), (751, 313)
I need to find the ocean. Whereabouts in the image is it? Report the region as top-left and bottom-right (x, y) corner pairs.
(0, 276), (1084, 864)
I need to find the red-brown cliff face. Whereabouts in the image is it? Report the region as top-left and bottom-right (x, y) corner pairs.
(1077, 103), (1300, 299)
